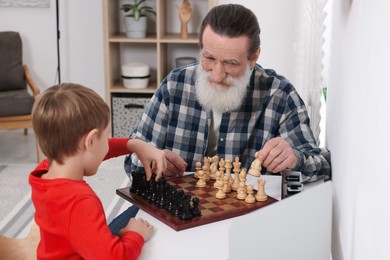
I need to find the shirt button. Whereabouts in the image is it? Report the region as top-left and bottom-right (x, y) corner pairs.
(220, 138), (224, 142)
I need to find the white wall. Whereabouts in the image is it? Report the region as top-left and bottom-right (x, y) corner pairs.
(0, 3), (58, 89)
(219, 0), (299, 90)
(58, 0), (105, 98)
(328, 0), (390, 259)
(0, 0), (105, 98)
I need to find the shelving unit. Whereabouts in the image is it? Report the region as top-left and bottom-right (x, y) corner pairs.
(103, 0), (217, 102)
(103, 0), (216, 137)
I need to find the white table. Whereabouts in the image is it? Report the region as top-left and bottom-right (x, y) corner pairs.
(130, 175), (332, 260)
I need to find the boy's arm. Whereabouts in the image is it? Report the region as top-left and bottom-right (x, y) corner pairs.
(107, 138), (167, 180)
(68, 196), (144, 259)
(104, 138), (131, 160)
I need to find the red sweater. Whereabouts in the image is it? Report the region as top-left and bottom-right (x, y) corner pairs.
(29, 138), (144, 260)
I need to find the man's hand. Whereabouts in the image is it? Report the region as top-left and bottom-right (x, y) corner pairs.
(257, 137), (297, 173)
(163, 149), (187, 178)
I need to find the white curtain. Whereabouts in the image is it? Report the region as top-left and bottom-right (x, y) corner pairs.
(292, 0), (328, 145)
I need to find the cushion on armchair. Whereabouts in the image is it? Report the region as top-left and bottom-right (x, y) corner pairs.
(0, 31), (25, 92)
(0, 89), (34, 117)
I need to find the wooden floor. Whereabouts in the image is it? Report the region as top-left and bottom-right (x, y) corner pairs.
(0, 129), (37, 164)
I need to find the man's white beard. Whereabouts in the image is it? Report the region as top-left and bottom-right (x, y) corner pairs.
(195, 64), (252, 113)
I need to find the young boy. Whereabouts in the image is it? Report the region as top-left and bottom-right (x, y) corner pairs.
(29, 83), (167, 259)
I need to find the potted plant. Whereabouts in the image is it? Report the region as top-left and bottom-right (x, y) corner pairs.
(121, 0), (156, 38)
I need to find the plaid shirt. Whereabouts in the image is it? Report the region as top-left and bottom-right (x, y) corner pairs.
(125, 63), (331, 182)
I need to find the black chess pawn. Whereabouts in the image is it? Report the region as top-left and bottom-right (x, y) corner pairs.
(190, 197), (201, 217)
(179, 194), (193, 221)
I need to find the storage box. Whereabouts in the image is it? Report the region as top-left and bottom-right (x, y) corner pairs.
(121, 62), (150, 89)
(112, 95), (151, 137)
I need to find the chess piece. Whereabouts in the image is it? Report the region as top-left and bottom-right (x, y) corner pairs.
(179, 194), (193, 220)
(209, 155), (219, 180)
(239, 168), (248, 193)
(233, 156), (241, 174)
(196, 170), (206, 187)
(148, 175), (158, 203)
(248, 152), (262, 177)
(157, 178), (168, 208)
(218, 158), (225, 173)
(166, 187), (176, 212)
(231, 157), (240, 191)
(203, 156), (211, 171)
(190, 197), (201, 216)
(222, 174), (232, 193)
(176, 0), (192, 39)
(237, 182), (247, 200)
(225, 158), (232, 175)
(224, 158), (234, 185)
(239, 168), (247, 182)
(174, 189), (185, 216)
(216, 180), (226, 199)
(245, 185), (256, 204)
(194, 161), (202, 178)
(202, 164), (210, 182)
(214, 170), (222, 188)
(231, 170), (240, 191)
(255, 178), (268, 201)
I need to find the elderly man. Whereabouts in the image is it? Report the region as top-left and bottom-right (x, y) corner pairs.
(125, 4), (331, 183)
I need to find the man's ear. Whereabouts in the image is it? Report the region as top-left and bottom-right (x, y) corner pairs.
(250, 47), (261, 68)
(84, 129), (99, 150)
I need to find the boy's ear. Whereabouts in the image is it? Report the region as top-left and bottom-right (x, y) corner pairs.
(84, 129), (99, 150)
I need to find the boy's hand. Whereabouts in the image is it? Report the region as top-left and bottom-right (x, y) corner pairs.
(127, 139), (167, 181)
(118, 218), (153, 242)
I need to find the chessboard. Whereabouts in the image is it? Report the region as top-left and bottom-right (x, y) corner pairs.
(116, 173), (277, 231)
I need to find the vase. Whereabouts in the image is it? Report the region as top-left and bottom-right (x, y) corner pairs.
(124, 15), (147, 38)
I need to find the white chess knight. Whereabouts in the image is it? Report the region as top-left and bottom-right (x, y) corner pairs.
(248, 152), (262, 177)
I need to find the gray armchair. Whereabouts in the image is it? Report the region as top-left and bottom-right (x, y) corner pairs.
(0, 31), (41, 162)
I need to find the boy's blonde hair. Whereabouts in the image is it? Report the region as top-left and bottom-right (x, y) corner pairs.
(32, 83), (110, 164)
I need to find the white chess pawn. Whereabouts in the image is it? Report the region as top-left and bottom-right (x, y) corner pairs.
(245, 185), (256, 204)
(255, 178), (268, 201)
(202, 164), (210, 182)
(237, 182), (247, 200)
(215, 180), (226, 199)
(222, 174), (231, 193)
(196, 170), (206, 188)
(194, 161), (202, 178)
